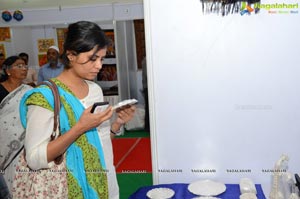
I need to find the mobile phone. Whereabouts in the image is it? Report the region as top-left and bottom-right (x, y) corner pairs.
(112, 99), (138, 110)
(90, 102), (109, 113)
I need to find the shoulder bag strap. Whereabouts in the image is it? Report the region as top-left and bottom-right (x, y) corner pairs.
(37, 79), (63, 164)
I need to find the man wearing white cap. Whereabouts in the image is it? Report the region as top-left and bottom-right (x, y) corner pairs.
(37, 45), (64, 83)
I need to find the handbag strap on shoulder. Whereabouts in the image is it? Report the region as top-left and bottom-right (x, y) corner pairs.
(37, 79), (60, 139)
(37, 79), (63, 164)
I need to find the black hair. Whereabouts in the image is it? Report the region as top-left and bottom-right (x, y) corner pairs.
(1, 55), (23, 82)
(2, 56), (22, 69)
(18, 52), (29, 58)
(61, 21), (110, 69)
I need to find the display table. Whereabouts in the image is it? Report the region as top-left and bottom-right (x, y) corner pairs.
(129, 183), (267, 199)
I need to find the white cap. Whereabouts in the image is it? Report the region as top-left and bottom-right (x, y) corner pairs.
(48, 45), (59, 53)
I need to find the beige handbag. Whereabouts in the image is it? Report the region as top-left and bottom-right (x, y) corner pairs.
(12, 80), (68, 198)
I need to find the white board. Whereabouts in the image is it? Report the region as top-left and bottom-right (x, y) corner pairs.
(144, 0), (300, 195)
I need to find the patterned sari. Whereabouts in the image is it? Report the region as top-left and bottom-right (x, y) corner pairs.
(19, 79), (109, 199)
(0, 84), (32, 191)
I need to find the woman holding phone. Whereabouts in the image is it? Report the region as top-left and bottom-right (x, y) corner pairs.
(15, 21), (136, 199)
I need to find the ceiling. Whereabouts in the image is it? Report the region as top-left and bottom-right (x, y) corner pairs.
(0, 0), (142, 10)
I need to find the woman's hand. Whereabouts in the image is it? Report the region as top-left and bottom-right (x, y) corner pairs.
(110, 105), (136, 136)
(75, 105), (113, 134)
(115, 105), (136, 125)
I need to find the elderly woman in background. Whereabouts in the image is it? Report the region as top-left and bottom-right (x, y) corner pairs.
(0, 56), (32, 197)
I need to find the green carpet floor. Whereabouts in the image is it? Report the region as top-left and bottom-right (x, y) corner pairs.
(118, 129), (150, 138)
(117, 173), (153, 199)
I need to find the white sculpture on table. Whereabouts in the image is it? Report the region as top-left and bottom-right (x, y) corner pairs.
(269, 154), (299, 199)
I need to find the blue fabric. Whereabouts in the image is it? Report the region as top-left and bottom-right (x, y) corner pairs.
(37, 62), (64, 83)
(19, 82), (107, 199)
(128, 183), (267, 199)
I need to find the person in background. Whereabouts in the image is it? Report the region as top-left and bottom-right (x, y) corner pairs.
(18, 53), (29, 66)
(37, 45), (64, 83)
(19, 52), (38, 87)
(0, 53), (6, 82)
(142, 56), (150, 132)
(0, 56), (32, 197)
(15, 21), (136, 199)
(0, 53), (4, 65)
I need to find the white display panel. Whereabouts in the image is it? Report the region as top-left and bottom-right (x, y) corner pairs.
(144, 0), (300, 195)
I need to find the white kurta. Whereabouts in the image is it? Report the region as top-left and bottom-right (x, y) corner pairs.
(25, 80), (119, 199)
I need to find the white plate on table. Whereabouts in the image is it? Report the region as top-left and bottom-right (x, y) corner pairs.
(146, 187), (175, 199)
(188, 179), (226, 196)
(192, 197), (221, 199)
